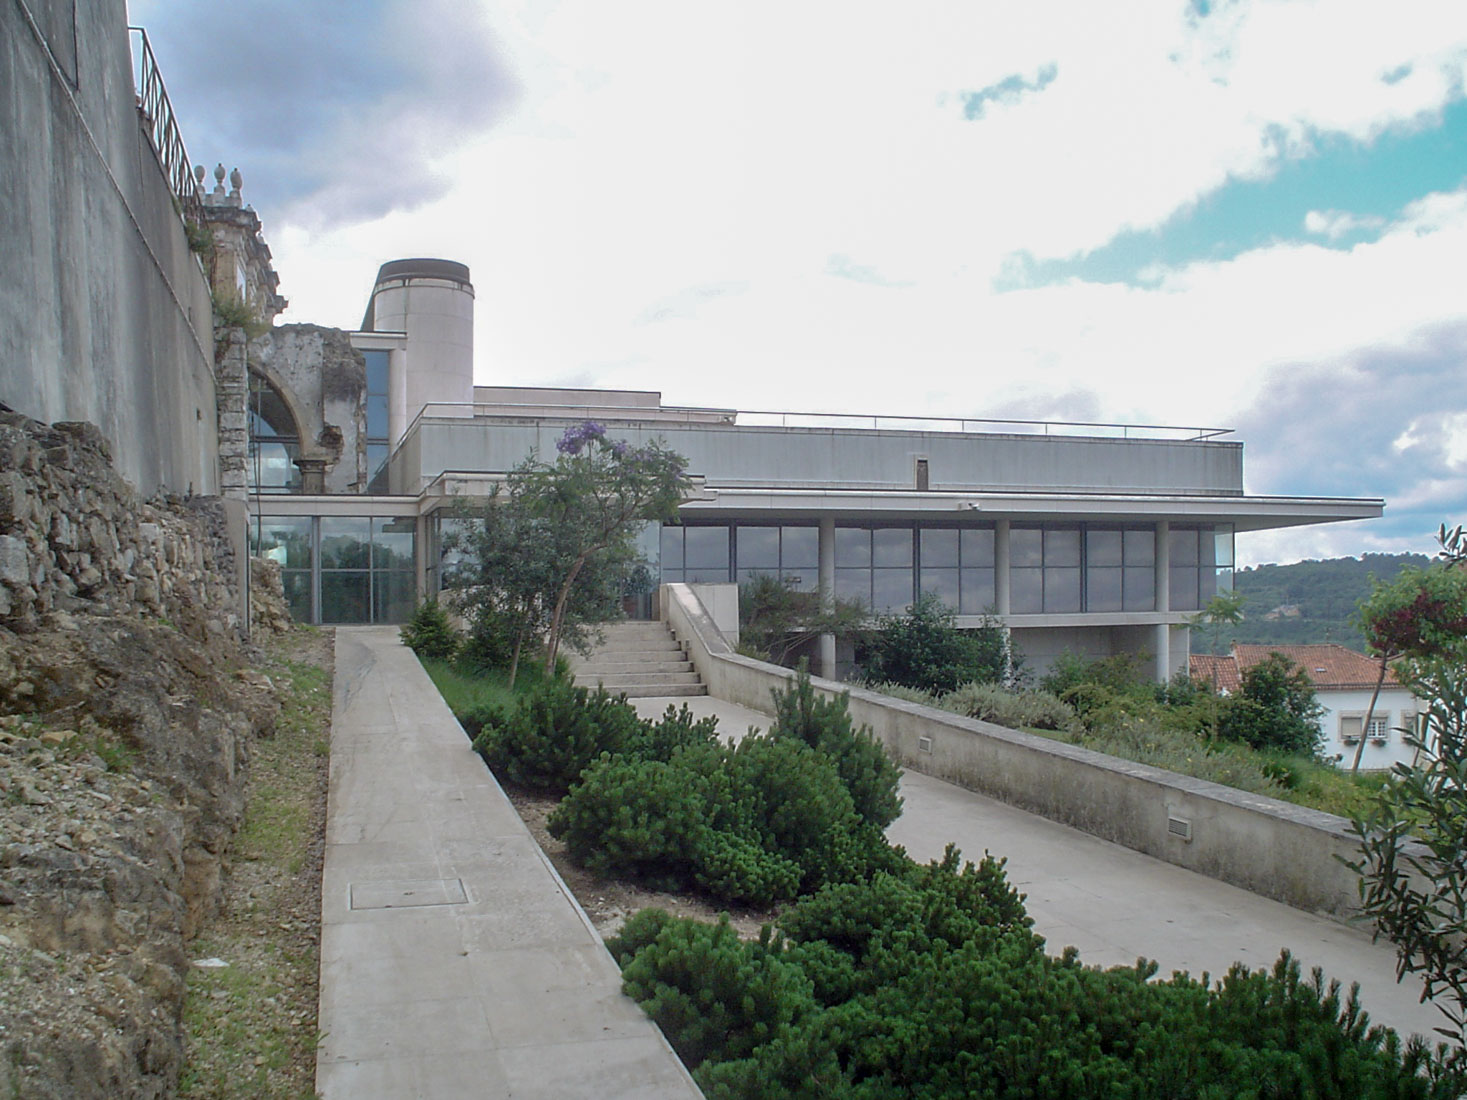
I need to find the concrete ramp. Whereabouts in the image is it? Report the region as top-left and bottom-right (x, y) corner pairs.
(317, 627), (701, 1099)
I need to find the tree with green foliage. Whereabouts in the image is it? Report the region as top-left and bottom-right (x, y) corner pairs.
(448, 422), (689, 680)
(857, 592), (1010, 694)
(1350, 522), (1467, 1050)
(736, 573), (868, 667)
(1217, 651), (1324, 756)
(1190, 587), (1247, 654)
(398, 597), (460, 661)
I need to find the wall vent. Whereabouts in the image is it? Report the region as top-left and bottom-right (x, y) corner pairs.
(918, 735), (933, 754)
(1167, 816), (1192, 842)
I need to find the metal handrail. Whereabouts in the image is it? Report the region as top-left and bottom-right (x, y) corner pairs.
(127, 27), (203, 225)
(406, 400), (1232, 444)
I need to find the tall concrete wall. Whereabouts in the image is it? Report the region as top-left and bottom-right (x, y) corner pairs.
(403, 418), (1244, 498)
(0, 0), (219, 496)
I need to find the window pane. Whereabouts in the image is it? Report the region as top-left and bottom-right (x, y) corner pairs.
(373, 517), (416, 569)
(321, 572), (370, 624)
(1011, 568), (1042, 613)
(835, 569), (870, 606)
(835, 528), (871, 567)
(1088, 567), (1123, 611)
(920, 528), (960, 568)
(251, 516), (312, 570)
(320, 517), (371, 569)
(366, 395), (389, 440)
(959, 567), (995, 614)
(364, 349), (390, 394)
(1169, 567), (1200, 611)
(961, 528), (995, 567)
(366, 443), (388, 480)
(872, 568), (913, 612)
(1045, 528), (1081, 567)
(921, 567), (960, 607)
(1011, 528), (1043, 568)
(684, 527), (729, 571)
(782, 527), (818, 569)
(1168, 529), (1200, 566)
(781, 568), (818, 590)
(282, 570), (312, 622)
(660, 526), (684, 570)
(737, 527), (780, 569)
(374, 572), (416, 623)
(686, 567), (730, 584)
(873, 529), (913, 567)
(1045, 567), (1081, 613)
(1123, 528), (1155, 566)
(1123, 566), (1155, 611)
(1214, 525), (1235, 568)
(249, 440), (299, 493)
(1087, 530), (1123, 568)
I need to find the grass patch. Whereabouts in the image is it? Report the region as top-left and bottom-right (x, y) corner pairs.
(420, 657), (550, 719)
(178, 628), (332, 1100)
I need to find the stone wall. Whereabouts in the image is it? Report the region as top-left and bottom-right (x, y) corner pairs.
(0, 409), (272, 1096)
(0, 412), (242, 637)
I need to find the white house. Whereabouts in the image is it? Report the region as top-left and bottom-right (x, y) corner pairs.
(1192, 643), (1418, 770)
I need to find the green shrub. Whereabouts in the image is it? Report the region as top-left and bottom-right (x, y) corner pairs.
(857, 593), (1008, 693)
(547, 755), (707, 887)
(399, 598), (460, 661)
(472, 677), (647, 792)
(1217, 652), (1324, 756)
(770, 670), (903, 830)
(939, 681), (1076, 732)
(864, 681), (939, 707)
(454, 607), (521, 672)
(625, 702), (721, 762)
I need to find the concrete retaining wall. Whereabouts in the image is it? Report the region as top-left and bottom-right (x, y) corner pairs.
(0, 0), (219, 496)
(661, 583), (1370, 921)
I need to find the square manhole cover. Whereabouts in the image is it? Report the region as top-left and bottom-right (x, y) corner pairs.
(349, 878), (468, 911)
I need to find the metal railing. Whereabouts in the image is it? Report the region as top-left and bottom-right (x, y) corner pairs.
(408, 401), (1231, 444)
(127, 27), (203, 225)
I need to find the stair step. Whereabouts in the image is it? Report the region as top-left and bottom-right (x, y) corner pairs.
(592, 682), (708, 699)
(571, 621), (707, 699)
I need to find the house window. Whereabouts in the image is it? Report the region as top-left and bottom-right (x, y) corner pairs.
(836, 526), (915, 613)
(248, 374), (301, 494)
(251, 515), (417, 625)
(1366, 715), (1390, 740)
(918, 527), (995, 614)
(1085, 528), (1156, 612)
(734, 526), (818, 589)
(660, 525), (730, 584)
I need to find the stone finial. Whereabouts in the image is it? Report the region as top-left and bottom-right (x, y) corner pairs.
(229, 167), (242, 198)
(194, 164), (205, 187)
(213, 163), (227, 197)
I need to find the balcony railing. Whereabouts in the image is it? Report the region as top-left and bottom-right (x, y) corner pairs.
(128, 27), (202, 224)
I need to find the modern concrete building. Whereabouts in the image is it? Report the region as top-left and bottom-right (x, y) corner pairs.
(245, 255), (1384, 681)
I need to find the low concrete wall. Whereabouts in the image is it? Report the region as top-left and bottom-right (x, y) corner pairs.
(661, 583), (1369, 921)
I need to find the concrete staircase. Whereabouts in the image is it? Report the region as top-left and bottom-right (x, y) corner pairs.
(566, 621), (706, 698)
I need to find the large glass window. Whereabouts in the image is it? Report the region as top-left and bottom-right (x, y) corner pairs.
(363, 349), (391, 492)
(734, 526), (818, 589)
(660, 526), (730, 584)
(251, 514), (417, 625)
(1167, 526), (1222, 612)
(1010, 525), (1081, 613)
(1085, 527), (1156, 612)
(836, 527), (914, 613)
(918, 527), (995, 613)
(248, 374), (300, 494)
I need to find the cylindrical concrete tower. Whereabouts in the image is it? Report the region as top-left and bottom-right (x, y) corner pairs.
(363, 258), (475, 447)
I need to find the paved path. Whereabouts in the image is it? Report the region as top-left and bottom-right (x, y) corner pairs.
(318, 628), (701, 1099)
(632, 694), (1444, 1042)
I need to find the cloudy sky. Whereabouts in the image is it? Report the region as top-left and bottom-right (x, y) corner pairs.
(128, 0), (1467, 566)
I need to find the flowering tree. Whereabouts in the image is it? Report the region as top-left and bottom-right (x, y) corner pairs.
(1348, 523), (1467, 1050)
(514, 422), (690, 671)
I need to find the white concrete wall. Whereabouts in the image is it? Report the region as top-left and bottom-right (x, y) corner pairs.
(1, 0), (219, 495)
(370, 273), (475, 446)
(1318, 686), (1420, 770)
(661, 583), (1391, 921)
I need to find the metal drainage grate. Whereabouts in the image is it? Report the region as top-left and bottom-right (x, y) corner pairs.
(1167, 816), (1193, 842)
(349, 878), (468, 911)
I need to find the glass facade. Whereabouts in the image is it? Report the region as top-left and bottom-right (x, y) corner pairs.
(251, 515), (417, 624)
(651, 520), (1233, 617)
(363, 350), (390, 492)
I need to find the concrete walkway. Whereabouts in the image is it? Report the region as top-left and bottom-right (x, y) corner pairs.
(631, 693), (1444, 1042)
(317, 628), (701, 1099)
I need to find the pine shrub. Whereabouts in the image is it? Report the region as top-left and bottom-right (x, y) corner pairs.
(399, 598), (460, 661)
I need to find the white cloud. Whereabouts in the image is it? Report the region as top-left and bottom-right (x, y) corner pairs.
(1304, 209), (1385, 239)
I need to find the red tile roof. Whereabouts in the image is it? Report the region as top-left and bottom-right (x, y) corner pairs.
(1190, 643), (1398, 693)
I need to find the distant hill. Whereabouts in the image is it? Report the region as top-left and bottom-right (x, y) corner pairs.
(1191, 553), (1434, 655)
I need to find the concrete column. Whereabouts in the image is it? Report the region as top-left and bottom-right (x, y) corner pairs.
(1155, 520), (1171, 683)
(818, 516), (836, 679)
(994, 518), (1011, 616)
(295, 457), (328, 495)
(215, 331), (249, 500)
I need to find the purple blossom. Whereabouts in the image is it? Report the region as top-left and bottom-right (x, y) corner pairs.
(610, 440), (629, 457)
(556, 420), (606, 455)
